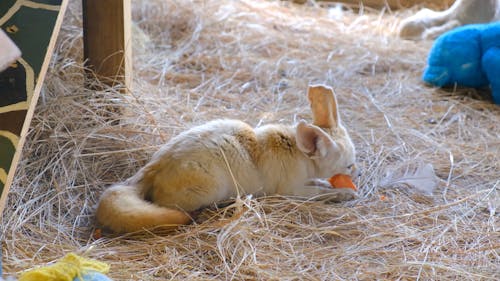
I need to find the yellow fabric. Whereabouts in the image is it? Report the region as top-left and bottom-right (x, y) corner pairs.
(19, 253), (110, 281)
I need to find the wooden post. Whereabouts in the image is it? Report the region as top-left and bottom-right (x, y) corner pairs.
(82, 0), (132, 91)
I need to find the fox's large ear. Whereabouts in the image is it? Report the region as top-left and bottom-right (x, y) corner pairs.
(307, 84), (340, 129)
(296, 121), (335, 158)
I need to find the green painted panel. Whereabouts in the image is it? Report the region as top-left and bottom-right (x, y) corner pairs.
(0, 61), (27, 107)
(2, 6), (58, 76)
(32, 0), (62, 4)
(0, 0), (16, 17)
(0, 136), (15, 173)
(0, 135), (16, 193)
(0, 0), (65, 211)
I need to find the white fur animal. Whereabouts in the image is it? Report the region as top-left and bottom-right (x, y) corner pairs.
(399, 0), (500, 40)
(96, 85), (358, 233)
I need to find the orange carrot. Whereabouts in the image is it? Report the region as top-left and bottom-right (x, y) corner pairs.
(328, 174), (357, 191)
(93, 228), (102, 240)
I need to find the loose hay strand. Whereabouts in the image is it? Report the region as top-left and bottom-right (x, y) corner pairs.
(1, 0), (499, 280)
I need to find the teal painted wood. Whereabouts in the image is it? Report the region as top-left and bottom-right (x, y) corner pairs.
(3, 6), (59, 75)
(0, 0), (63, 205)
(0, 0), (17, 16)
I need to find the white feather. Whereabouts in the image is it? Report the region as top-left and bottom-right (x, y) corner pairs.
(380, 162), (438, 195)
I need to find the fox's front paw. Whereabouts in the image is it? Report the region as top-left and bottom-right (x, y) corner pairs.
(323, 188), (357, 203)
(293, 184), (358, 202)
(304, 178), (332, 189)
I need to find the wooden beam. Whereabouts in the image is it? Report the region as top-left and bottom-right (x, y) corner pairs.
(82, 0), (132, 91)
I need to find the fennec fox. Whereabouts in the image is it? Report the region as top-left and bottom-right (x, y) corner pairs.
(96, 85), (358, 233)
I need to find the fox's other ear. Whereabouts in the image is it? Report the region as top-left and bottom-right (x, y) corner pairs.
(296, 120), (335, 158)
(307, 84), (340, 129)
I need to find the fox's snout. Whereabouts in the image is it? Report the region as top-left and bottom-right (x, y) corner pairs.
(350, 164), (361, 178)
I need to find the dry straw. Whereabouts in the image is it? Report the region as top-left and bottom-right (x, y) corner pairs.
(1, 0), (498, 280)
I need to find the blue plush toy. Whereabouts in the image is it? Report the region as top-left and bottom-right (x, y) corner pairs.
(423, 22), (500, 104)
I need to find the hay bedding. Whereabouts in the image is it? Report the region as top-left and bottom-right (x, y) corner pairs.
(1, 0), (498, 280)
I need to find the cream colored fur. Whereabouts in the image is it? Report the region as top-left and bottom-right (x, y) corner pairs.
(96, 85), (358, 233)
(399, 0), (500, 40)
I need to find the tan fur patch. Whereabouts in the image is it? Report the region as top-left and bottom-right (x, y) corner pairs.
(259, 126), (297, 154)
(234, 128), (260, 163)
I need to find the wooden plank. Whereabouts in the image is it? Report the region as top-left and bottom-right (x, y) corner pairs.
(0, 0), (69, 215)
(82, 0), (132, 91)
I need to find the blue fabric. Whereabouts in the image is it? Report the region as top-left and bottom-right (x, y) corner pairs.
(423, 22), (500, 104)
(73, 271), (113, 281)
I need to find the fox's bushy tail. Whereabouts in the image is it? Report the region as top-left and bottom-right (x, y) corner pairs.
(96, 184), (191, 233)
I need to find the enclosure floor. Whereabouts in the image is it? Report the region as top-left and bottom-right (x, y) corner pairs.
(1, 0), (498, 280)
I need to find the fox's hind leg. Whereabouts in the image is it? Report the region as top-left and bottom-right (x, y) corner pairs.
(399, 0), (498, 40)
